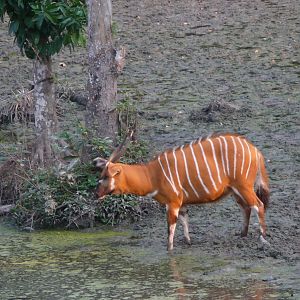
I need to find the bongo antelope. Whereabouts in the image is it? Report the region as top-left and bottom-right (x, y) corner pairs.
(94, 133), (270, 251)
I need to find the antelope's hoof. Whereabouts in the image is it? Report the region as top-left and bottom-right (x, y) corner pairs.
(241, 231), (248, 238)
(186, 239), (192, 246)
(260, 235), (271, 246)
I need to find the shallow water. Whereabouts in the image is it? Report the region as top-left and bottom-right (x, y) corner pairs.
(0, 220), (298, 300)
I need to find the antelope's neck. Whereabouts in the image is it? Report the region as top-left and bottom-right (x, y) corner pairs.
(122, 163), (156, 196)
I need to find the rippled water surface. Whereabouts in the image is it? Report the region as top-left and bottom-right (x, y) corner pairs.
(0, 220), (298, 299)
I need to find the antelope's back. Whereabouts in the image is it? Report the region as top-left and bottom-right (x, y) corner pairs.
(156, 134), (259, 203)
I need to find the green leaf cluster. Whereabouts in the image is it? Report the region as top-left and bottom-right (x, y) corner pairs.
(0, 0), (87, 59)
(13, 164), (98, 228)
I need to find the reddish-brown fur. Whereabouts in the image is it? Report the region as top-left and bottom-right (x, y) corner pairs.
(94, 133), (270, 250)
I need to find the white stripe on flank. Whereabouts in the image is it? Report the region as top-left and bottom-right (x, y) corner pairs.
(180, 146), (199, 198)
(172, 148), (189, 197)
(220, 136), (230, 176)
(198, 141), (218, 191)
(208, 139), (222, 184)
(244, 140), (252, 179)
(164, 152), (176, 191)
(158, 155), (179, 195)
(230, 136), (237, 179)
(237, 137), (245, 175)
(217, 137), (227, 176)
(189, 142), (210, 194)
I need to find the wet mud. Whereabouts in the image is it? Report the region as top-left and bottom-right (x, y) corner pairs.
(0, 0), (299, 299)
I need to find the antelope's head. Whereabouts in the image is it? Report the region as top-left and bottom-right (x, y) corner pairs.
(93, 158), (126, 199)
(93, 132), (133, 200)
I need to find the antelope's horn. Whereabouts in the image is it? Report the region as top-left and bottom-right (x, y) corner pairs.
(109, 131), (134, 163)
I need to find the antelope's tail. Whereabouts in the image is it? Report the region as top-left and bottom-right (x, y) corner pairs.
(255, 151), (270, 209)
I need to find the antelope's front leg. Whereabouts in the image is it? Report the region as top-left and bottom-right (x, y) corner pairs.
(166, 205), (179, 251)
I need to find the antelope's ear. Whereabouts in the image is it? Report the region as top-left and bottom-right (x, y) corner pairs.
(109, 166), (122, 177)
(93, 157), (108, 171)
(112, 169), (121, 177)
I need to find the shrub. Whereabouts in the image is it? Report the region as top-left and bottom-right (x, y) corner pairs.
(12, 164), (98, 229)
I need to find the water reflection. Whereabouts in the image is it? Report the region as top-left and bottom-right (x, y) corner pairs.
(167, 255), (282, 300)
(0, 221), (297, 299)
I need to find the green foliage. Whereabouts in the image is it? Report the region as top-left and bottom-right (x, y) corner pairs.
(58, 123), (113, 159)
(97, 195), (142, 225)
(12, 163), (145, 229)
(13, 164), (98, 228)
(90, 137), (113, 158)
(117, 94), (138, 134)
(0, 0), (87, 59)
(111, 21), (118, 37)
(4, 114), (150, 229)
(121, 139), (149, 164)
(11, 129), (149, 229)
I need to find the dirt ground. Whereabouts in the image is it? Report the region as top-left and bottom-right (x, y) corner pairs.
(0, 0), (299, 295)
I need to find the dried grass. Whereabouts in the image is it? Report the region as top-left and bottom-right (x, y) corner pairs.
(0, 88), (35, 124)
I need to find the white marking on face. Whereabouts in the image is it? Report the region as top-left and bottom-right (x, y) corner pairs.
(98, 179), (103, 184)
(180, 145), (199, 198)
(230, 136), (237, 180)
(237, 137), (245, 175)
(208, 139), (222, 184)
(198, 141), (217, 191)
(146, 190), (158, 198)
(173, 147), (189, 197)
(158, 155), (179, 195)
(217, 137), (227, 176)
(220, 136), (230, 177)
(189, 142), (209, 194)
(110, 178), (115, 191)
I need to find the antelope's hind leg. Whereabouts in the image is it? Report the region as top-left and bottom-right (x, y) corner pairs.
(233, 188), (269, 244)
(178, 206), (191, 245)
(233, 195), (251, 237)
(252, 204), (270, 245)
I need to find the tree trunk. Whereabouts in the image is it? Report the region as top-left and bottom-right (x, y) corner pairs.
(32, 56), (58, 167)
(86, 0), (125, 140)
